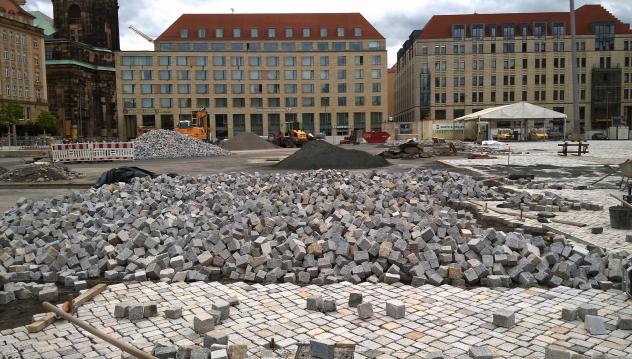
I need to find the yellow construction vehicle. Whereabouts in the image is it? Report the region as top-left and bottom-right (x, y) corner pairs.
(496, 128), (514, 141)
(174, 107), (213, 141)
(136, 126), (157, 137)
(270, 121), (307, 148)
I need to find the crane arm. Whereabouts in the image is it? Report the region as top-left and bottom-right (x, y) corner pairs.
(129, 25), (155, 43)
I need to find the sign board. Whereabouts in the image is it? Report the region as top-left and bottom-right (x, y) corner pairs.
(432, 123), (466, 130)
(333, 125), (351, 129)
(256, 108), (292, 112)
(122, 109), (163, 114)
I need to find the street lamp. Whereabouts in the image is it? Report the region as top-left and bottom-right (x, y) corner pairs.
(606, 91), (610, 127)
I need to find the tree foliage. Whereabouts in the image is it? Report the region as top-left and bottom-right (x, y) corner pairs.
(35, 110), (59, 134)
(0, 102), (23, 126)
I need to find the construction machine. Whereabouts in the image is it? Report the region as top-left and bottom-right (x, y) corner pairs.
(339, 129), (359, 145)
(174, 107), (213, 141)
(136, 126), (157, 137)
(270, 121), (307, 148)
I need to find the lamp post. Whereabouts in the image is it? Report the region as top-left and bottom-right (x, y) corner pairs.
(570, 0), (580, 135)
(606, 91), (610, 127)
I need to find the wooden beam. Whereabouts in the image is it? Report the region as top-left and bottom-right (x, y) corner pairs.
(27, 284), (107, 333)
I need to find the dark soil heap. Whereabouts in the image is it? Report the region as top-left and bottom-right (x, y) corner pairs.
(0, 163), (83, 182)
(274, 140), (390, 170)
(0, 167), (6, 176)
(220, 132), (278, 151)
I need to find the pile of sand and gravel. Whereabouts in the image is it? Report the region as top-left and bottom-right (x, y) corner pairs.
(219, 132), (278, 151)
(0, 163), (83, 182)
(274, 140), (390, 170)
(133, 130), (234, 160)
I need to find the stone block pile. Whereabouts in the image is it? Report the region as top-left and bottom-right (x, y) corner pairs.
(0, 168), (628, 306)
(497, 187), (603, 212)
(133, 130), (234, 160)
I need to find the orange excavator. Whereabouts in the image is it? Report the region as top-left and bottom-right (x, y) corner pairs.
(174, 107), (213, 141)
(136, 125), (157, 137)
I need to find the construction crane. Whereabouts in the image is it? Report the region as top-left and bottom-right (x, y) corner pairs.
(128, 25), (154, 43)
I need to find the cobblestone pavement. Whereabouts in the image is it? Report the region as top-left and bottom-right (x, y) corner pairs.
(1, 281), (631, 359)
(444, 140), (632, 251)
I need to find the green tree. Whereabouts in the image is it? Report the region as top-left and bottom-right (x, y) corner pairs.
(0, 101), (23, 126)
(35, 110), (58, 134)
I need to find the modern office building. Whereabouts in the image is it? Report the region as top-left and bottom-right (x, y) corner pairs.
(116, 13), (388, 141)
(393, 5), (632, 136)
(0, 0), (48, 125)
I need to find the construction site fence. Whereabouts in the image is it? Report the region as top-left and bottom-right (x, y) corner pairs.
(51, 142), (134, 163)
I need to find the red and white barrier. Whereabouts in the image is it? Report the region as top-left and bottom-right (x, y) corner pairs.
(51, 143), (134, 163)
(92, 143), (134, 161)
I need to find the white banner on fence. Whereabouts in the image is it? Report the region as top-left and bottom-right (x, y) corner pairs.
(51, 143), (134, 163)
(433, 124), (466, 131)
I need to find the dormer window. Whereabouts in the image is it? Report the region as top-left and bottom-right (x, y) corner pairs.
(451, 24), (465, 41)
(552, 22), (565, 39)
(286, 28), (293, 37)
(234, 28), (241, 38)
(337, 27), (344, 37)
(471, 24), (484, 41)
(354, 27), (361, 36)
(593, 21), (615, 51)
(303, 28), (310, 37)
(0, 8), (5, 18)
(8, 10), (14, 20)
(501, 23), (515, 40)
(519, 23), (528, 39)
(180, 28), (189, 38)
(489, 24), (497, 40)
(216, 28), (224, 38)
(532, 23), (547, 39)
(320, 27), (327, 37)
(251, 28), (258, 37)
(198, 28), (206, 38)
(268, 28), (276, 38)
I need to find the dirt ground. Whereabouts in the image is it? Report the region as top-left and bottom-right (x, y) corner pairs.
(0, 144), (478, 212)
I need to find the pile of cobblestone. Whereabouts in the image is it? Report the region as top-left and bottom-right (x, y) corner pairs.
(497, 188), (603, 212)
(377, 141), (454, 160)
(133, 130), (234, 160)
(0, 169), (627, 306)
(384, 139), (464, 147)
(0, 163), (83, 182)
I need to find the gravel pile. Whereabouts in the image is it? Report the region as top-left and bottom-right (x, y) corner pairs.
(219, 132), (278, 151)
(0, 163), (83, 182)
(133, 130), (234, 160)
(0, 167), (7, 176)
(0, 168), (626, 305)
(378, 141), (453, 160)
(275, 140), (390, 170)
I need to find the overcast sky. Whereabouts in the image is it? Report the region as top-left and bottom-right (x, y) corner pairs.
(23, 0), (632, 67)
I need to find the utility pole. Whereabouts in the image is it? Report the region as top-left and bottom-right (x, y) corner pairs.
(570, 0), (581, 134)
(79, 87), (83, 138)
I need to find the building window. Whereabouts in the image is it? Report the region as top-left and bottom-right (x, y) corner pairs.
(320, 27), (327, 37)
(285, 28), (293, 37)
(124, 99), (136, 108)
(354, 27), (362, 36)
(159, 70), (172, 80)
(338, 83), (347, 93)
(122, 70), (135, 80)
(269, 28), (276, 38)
(337, 27), (344, 37)
(215, 84), (227, 94)
(215, 98), (227, 108)
(181, 28), (189, 38)
(35, 72), (40, 82)
(338, 97), (347, 106)
(369, 41), (380, 50)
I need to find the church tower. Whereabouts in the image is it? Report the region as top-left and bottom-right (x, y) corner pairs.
(51, 0), (120, 51)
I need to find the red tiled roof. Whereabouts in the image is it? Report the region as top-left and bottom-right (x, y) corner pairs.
(418, 4), (632, 40)
(388, 64), (396, 73)
(157, 13), (384, 41)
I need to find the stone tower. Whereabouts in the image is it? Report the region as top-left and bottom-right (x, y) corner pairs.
(51, 0), (120, 51)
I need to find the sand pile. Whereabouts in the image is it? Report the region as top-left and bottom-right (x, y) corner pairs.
(220, 132), (278, 151)
(0, 163), (83, 182)
(274, 140), (390, 170)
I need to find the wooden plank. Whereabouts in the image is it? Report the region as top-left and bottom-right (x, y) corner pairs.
(73, 284), (107, 307)
(27, 284), (107, 333)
